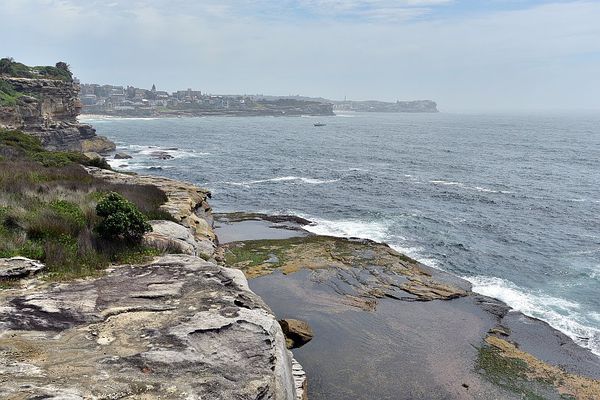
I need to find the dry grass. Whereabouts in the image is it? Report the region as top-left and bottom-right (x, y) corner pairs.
(0, 130), (170, 280)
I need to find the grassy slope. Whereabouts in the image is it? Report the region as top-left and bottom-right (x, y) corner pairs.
(0, 129), (170, 280)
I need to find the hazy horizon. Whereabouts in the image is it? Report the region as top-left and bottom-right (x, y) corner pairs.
(2, 0), (600, 112)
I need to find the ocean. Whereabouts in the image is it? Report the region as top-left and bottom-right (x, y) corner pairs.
(81, 112), (600, 357)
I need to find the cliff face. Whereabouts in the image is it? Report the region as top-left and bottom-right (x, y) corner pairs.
(0, 76), (115, 152)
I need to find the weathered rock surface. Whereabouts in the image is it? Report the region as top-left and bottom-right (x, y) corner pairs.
(222, 235), (467, 309)
(115, 151), (132, 159)
(279, 319), (314, 349)
(0, 257), (45, 280)
(0, 255), (298, 399)
(86, 167), (216, 259)
(144, 220), (214, 258)
(150, 150), (174, 160)
(0, 76), (115, 152)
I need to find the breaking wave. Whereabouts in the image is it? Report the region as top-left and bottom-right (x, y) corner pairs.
(465, 275), (600, 356)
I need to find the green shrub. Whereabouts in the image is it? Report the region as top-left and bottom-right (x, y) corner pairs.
(0, 58), (73, 81)
(0, 80), (23, 106)
(96, 192), (152, 243)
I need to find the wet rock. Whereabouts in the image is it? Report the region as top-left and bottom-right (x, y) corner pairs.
(0, 257), (45, 280)
(0, 255), (298, 399)
(150, 151), (174, 160)
(279, 319), (314, 349)
(400, 276), (467, 301)
(114, 151), (132, 159)
(222, 235), (468, 307)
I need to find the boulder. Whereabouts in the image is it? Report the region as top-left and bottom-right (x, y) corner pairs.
(83, 151), (102, 160)
(150, 151), (174, 160)
(85, 167), (216, 257)
(143, 220), (215, 258)
(79, 135), (116, 153)
(0, 257), (45, 280)
(279, 319), (314, 349)
(114, 152), (132, 159)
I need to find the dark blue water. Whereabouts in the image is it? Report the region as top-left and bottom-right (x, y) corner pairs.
(82, 112), (600, 356)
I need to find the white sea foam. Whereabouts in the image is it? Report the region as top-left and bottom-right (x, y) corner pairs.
(302, 218), (391, 243)
(389, 244), (441, 269)
(223, 176), (340, 187)
(122, 144), (210, 159)
(430, 180), (461, 186)
(429, 180), (514, 194)
(465, 275), (600, 356)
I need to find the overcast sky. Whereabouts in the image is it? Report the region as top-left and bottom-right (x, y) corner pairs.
(2, 0), (600, 111)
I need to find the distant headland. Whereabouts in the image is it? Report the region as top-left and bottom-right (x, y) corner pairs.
(79, 82), (438, 117)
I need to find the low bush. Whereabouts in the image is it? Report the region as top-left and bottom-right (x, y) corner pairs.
(96, 192), (152, 243)
(0, 131), (173, 280)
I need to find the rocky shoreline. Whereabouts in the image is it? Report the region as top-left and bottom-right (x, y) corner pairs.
(1, 163), (599, 398)
(0, 170), (306, 399)
(216, 213), (600, 399)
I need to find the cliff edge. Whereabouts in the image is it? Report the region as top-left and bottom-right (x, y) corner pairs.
(0, 58), (115, 153)
(0, 168), (301, 399)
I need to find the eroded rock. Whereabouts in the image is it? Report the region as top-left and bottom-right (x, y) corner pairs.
(222, 235), (468, 308)
(0, 77), (115, 152)
(279, 319), (314, 349)
(144, 220), (214, 258)
(86, 167), (216, 259)
(0, 255), (298, 399)
(0, 257), (45, 280)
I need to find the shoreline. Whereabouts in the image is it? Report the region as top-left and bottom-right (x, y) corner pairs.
(215, 213), (600, 398)
(217, 210), (600, 360)
(215, 212), (600, 361)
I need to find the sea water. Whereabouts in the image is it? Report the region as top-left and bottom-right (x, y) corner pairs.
(82, 111), (600, 356)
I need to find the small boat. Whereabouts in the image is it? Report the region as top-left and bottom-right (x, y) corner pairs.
(314, 122), (326, 127)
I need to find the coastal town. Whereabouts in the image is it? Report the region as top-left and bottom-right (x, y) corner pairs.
(79, 82), (335, 117)
(78, 82), (439, 117)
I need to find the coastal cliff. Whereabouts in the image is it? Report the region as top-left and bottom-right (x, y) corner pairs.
(0, 168), (303, 399)
(0, 59), (115, 152)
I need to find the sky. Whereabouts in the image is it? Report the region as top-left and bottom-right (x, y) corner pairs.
(2, 0), (600, 112)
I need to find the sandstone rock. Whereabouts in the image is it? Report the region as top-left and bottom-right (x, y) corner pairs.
(79, 135), (116, 153)
(0, 257), (45, 280)
(114, 151), (132, 159)
(0, 255), (298, 399)
(292, 358), (308, 400)
(83, 151), (102, 160)
(279, 319), (314, 349)
(85, 167), (216, 259)
(0, 76), (115, 152)
(143, 220), (214, 257)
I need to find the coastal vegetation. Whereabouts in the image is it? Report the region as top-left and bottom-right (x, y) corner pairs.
(0, 129), (166, 280)
(0, 80), (23, 106)
(0, 58), (73, 81)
